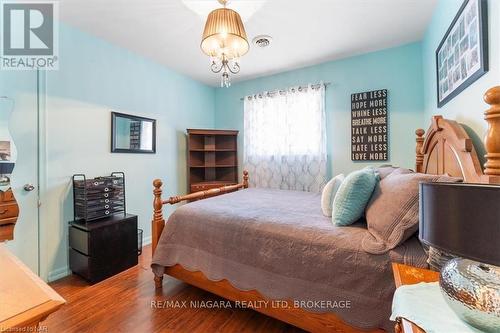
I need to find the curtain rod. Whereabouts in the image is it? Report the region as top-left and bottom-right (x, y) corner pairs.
(240, 82), (331, 101)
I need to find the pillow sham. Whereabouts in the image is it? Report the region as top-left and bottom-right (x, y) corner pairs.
(332, 167), (379, 226)
(320, 174), (345, 217)
(376, 165), (413, 179)
(362, 171), (462, 254)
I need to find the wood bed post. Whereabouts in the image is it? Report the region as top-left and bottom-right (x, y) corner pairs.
(151, 173), (250, 289)
(152, 179), (165, 255)
(483, 86), (500, 178)
(415, 129), (425, 173)
(243, 170), (249, 188)
(152, 179), (165, 289)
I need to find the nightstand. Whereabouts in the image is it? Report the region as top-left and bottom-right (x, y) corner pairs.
(391, 263), (440, 333)
(69, 214), (138, 283)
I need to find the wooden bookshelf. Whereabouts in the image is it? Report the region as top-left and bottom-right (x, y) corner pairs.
(187, 129), (239, 193)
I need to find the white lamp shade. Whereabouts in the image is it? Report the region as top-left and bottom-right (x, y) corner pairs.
(201, 8), (249, 60)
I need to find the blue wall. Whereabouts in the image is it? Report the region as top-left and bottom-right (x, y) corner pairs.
(422, 0), (499, 163)
(1, 24), (216, 280)
(42, 24), (215, 280)
(215, 42), (425, 177)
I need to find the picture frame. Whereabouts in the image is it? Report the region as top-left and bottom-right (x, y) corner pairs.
(435, 0), (488, 108)
(351, 89), (389, 161)
(111, 112), (156, 154)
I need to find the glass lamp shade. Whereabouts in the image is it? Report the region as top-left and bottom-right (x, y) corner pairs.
(201, 8), (249, 60)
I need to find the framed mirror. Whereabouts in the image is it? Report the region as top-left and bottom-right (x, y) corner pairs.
(111, 112), (156, 154)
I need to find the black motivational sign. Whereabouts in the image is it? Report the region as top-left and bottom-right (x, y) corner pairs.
(351, 89), (388, 161)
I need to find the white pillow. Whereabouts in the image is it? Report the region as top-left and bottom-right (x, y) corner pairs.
(321, 174), (345, 217)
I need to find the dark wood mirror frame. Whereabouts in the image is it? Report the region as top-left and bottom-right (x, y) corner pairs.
(111, 112), (156, 154)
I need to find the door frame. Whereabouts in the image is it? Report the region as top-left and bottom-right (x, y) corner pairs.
(38, 69), (50, 281)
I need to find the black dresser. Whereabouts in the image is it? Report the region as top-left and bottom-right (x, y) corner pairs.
(69, 214), (138, 283)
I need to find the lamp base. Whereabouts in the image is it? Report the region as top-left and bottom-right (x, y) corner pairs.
(427, 245), (458, 271)
(440, 258), (500, 332)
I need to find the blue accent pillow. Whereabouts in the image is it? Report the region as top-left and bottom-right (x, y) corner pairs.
(332, 167), (380, 226)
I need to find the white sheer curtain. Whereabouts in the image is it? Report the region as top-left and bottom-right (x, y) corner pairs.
(243, 84), (327, 192)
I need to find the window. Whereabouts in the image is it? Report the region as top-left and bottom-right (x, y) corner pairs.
(243, 84), (327, 192)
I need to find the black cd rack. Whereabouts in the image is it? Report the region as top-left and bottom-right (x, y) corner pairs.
(72, 172), (126, 221)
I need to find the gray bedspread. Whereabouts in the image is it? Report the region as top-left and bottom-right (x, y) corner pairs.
(152, 188), (427, 331)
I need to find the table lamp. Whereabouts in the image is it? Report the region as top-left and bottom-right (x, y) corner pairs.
(419, 182), (500, 332)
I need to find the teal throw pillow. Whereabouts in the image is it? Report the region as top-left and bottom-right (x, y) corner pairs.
(332, 167), (379, 226)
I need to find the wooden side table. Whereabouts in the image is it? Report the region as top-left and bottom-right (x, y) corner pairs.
(391, 263), (440, 333)
(0, 244), (65, 331)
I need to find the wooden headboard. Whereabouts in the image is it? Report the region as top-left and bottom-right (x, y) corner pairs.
(415, 86), (500, 184)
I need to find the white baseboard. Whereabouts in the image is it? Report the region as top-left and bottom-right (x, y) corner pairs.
(48, 266), (70, 282)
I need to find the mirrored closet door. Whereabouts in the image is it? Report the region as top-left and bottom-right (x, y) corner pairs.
(0, 71), (40, 275)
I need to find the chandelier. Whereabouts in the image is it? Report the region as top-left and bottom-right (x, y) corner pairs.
(201, 0), (249, 87)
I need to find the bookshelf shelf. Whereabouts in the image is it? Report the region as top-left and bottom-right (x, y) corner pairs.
(187, 129), (239, 193)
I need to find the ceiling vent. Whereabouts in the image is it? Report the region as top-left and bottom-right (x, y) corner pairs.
(252, 35), (272, 48)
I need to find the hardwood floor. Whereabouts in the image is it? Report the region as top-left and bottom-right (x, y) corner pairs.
(44, 245), (305, 333)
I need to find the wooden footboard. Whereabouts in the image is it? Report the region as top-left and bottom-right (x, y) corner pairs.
(151, 170), (249, 257)
(163, 264), (383, 333)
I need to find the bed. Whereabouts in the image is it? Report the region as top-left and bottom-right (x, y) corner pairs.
(152, 187), (427, 331)
(150, 87), (500, 333)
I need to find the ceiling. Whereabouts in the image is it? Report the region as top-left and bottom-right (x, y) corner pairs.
(59, 0), (438, 86)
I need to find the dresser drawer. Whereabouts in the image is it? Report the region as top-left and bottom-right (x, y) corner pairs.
(73, 177), (124, 191)
(190, 183), (236, 192)
(69, 226), (89, 255)
(190, 184), (206, 192)
(74, 188), (124, 201)
(0, 189), (15, 203)
(69, 218), (136, 257)
(69, 248), (137, 283)
(0, 203), (19, 222)
(0, 224), (14, 241)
